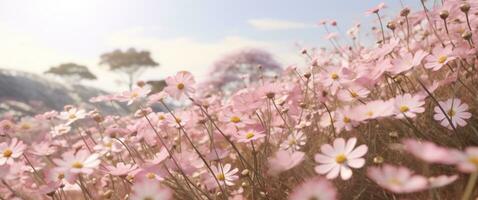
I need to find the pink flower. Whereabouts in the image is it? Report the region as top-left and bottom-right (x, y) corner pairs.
(393, 93), (425, 119)
(336, 84), (370, 102)
(30, 141), (57, 156)
(134, 165), (166, 182)
(280, 130), (307, 151)
(53, 149), (101, 174)
(319, 66), (350, 95)
(433, 98), (471, 129)
(390, 50), (428, 75)
(130, 180), (172, 200)
(428, 175), (458, 188)
(268, 150), (305, 176)
(105, 162), (138, 176)
(351, 100), (394, 121)
(0, 138), (26, 165)
(205, 163), (239, 189)
(333, 106), (358, 133)
(315, 137), (368, 180)
(452, 147), (478, 173)
(147, 91), (168, 105)
(367, 165), (428, 193)
(164, 71), (196, 99)
(365, 2), (386, 15)
(117, 86), (151, 105)
(220, 110), (254, 128)
(0, 120), (15, 136)
(45, 168), (77, 185)
(402, 139), (456, 164)
(235, 129), (265, 143)
(59, 107), (86, 125)
(424, 46), (456, 71)
(288, 177), (337, 200)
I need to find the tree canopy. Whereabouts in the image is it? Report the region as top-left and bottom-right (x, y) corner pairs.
(45, 63), (97, 80)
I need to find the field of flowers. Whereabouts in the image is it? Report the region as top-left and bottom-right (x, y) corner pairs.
(1, 1), (478, 199)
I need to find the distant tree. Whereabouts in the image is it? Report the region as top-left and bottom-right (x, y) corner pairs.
(45, 63), (97, 83)
(100, 48), (159, 90)
(207, 48), (282, 92)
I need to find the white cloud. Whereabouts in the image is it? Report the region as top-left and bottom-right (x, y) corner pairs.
(248, 19), (312, 30)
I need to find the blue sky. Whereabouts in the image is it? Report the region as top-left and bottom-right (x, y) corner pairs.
(0, 0), (420, 91)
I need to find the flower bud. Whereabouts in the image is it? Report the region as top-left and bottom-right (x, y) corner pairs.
(460, 2), (470, 13)
(400, 8), (410, 16)
(439, 10), (449, 20)
(373, 156), (384, 164)
(136, 80), (146, 87)
(386, 21), (396, 30)
(303, 72), (312, 79)
(462, 30), (472, 40)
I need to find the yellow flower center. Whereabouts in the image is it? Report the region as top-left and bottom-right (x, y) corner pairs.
(68, 114), (77, 119)
(217, 173), (225, 181)
(335, 154), (347, 164)
(159, 115), (166, 120)
(20, 123), (31, 130)
(146, 172), (156, 179)
(331, 73), (339, 80)
(350, 92), (358, 98)
(177, 83), (185, 90)
(175, 117), (182, 124)
(387, 178), (402, 186)
(57, 173), (65, 180)
(399, 105), (410, 113)
(343, 117), (351, 123)
(71, 162), (84, 169)
(438, 55), (448, 64)
(3, 149), (12, 158)
(230, 116), (241, 123)
(245, 132), (255, 139)
(131, 92), (139, 98)
(366, 111), (373, 117)
(288, 138), (297, 145)
(468, 157), (478, 165)
(447, 109), (456, 117)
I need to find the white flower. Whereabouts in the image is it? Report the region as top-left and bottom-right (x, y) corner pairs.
(59, 108), (86, 125)
(206, 163), (239, 188)
(130, 180), (172, 200)
(280, 130), (307, 151)
(315, 137), (368, 180)
(393, 93), (425, 119)
(433, 98), (471, 129)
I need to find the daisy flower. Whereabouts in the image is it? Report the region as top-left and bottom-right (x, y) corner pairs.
(402, 139), (456, 164)
(428, 175), (458, 189)
(280, 130), (307, 151)
(30, 141), (57, 156)
(220, 110), (254, 128)
(315, 137), (368, 180)
(424, 46), (456, 71)
(334, 106), (358, 133)
(268, 150), (305, 176)
(367, 164), (428, 194)
(235, 129), (265, 143)
(130, 180), (172, 200)
(336, 84), (370, 102)
(164, 71), (196, 99)
(59, 107), (86, 125)
(117, 86), (151, 105)
(351, 100), (394, 121)
(53, 149), (101, 174)
(393, 93), (425, 119)
(105, 162), (138, 176)
(433, 98), (471, 129)
(0, 138), (26, 165)
(451, 147), (478, 173)
(288, 177), (337, 200)
(206, 163), (239, 188)
(50, 124), (71, 138)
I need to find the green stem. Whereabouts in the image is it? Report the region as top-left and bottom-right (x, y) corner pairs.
(462, 172), (478, 200)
